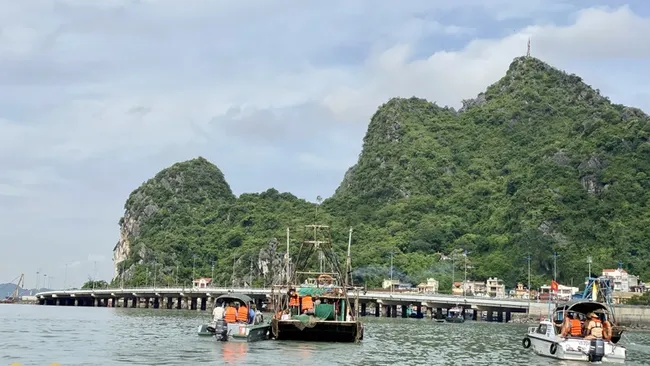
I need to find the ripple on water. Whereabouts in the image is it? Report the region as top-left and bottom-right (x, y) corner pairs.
(2, 305), (650, 365)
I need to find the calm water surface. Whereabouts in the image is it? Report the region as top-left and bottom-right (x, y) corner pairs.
(2, 304), (650, 365)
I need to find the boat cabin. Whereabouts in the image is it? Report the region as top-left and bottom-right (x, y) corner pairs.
(214, 293), (254, 308)
(550, 299), (623, 343)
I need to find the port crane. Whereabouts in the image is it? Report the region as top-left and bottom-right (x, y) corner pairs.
(1, 273), (24, 303)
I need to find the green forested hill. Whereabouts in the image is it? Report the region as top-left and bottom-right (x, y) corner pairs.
(114, 57), (650, 291)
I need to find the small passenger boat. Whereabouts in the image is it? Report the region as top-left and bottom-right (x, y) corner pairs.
(522, 299), (626, 363)
(445, 306), (465, 323)
(198, 293), (270, 342)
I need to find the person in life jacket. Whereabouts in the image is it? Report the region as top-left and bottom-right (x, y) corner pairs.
(288, 288), (300, 315)
(237, 302), (249, 323)
(224, 302), (237, 323)
(584, 312), (603, 339)
(301, 295), (314, 314)
(601, 314), (613, 341)
(561, 312), (583, 337)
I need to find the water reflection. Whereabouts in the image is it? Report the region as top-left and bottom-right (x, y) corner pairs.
(1, 305), (649, 365)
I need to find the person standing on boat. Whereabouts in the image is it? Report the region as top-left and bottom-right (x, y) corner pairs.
(288, 288), (300, 315)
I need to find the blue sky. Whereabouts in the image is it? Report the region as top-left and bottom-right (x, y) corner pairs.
(1, 0), (649, 288)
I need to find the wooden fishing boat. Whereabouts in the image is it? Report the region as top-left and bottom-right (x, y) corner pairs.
(270, 225), (364, 343)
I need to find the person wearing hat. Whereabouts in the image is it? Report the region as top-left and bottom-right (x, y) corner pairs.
(584, 312), (603, 339)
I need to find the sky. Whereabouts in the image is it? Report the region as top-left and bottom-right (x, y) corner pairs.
(1, 0), (650, 289)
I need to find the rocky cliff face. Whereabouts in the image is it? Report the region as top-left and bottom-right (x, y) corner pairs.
(112, 157), (235, 280)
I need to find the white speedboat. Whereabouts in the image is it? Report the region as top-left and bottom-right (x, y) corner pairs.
(198, 294), (270, 342)
(522, 300), (626, 363)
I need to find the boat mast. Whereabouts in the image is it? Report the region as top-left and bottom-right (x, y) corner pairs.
(285, 227), (291, 286)
(345, 228), (353, 287)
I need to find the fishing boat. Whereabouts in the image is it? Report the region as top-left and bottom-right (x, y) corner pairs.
(522, 278), (626, 363)
(197, 293), (270, 342)
(445, 306), (465, 323)
(270, 225), (364, 343)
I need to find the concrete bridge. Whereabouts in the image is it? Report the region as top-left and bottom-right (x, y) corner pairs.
(35, 287), (551, 322)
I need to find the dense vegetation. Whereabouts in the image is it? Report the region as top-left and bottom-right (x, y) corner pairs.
(113, 57), (650, 293)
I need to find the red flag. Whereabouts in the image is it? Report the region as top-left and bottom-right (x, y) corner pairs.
(550, 280), (559, 292)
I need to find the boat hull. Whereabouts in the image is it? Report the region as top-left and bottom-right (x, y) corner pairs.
(197, 322), (271, 342)
(271, 318), (363, 342)
(524, 334), (626, 363)
(445, 317), (465, 323)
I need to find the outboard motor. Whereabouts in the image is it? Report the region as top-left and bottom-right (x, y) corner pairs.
(215, 320), (228, 342)
(588, 339), (605, 363)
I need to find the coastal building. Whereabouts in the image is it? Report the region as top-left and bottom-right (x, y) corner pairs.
(538, 283), (579, 301)
(192, 277), (212, 289)
(601, 268), (639, 292)
(382, 279), (412, 290)
(462, 280), (487, 296)
(486, 277), (506, 298)
(512, 283), (532, 299)
(417, 278), (439, 294)
(452, 282), (463, 296)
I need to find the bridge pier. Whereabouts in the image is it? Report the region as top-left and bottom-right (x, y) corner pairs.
(472, 310), (478, 321)
(401, 305), (408, 318)
(360, 303), (367, 316)
(497, 311), (504, 323)
(190, 297), (197, 310)
(110, 298), (116, 307)
(200, 297), (207, 311)
(153, 297), (160, 309)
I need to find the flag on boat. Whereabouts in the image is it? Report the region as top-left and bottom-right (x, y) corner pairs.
(550, 280), (559, 292)
(592, 282), (598, 301)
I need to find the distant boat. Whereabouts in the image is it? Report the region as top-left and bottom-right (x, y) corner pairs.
(445, 306), (465, 323)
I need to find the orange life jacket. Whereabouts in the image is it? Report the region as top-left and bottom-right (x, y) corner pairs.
(301, 295), (313, 311)
(237, 305), (249, 322)
(224, 306), (237, 323)
(569, 319), (582, 336)
(289, 294), (299, 306)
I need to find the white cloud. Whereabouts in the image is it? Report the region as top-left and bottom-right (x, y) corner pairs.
(1, 1), (649, 285)
(322, 5), (650, 122)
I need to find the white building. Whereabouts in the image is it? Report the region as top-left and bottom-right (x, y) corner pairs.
(602, 268), (639, 292)
(417, 278), (439, 294)
(539, 284), (579, 301)
(462, 280), (487, 296)
(192, 277), (212, 289)
(486, 277), (506, 298)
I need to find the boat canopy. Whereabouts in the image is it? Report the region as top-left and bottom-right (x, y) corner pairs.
(554, 299), (610, 315)
(215, 293), (254, 305)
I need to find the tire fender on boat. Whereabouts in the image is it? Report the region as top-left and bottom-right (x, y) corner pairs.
(522, 337), (531, 349)
(549, 342), (558, 355)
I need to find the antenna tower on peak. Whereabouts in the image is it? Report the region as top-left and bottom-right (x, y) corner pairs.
(526, 38), (531, 57)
